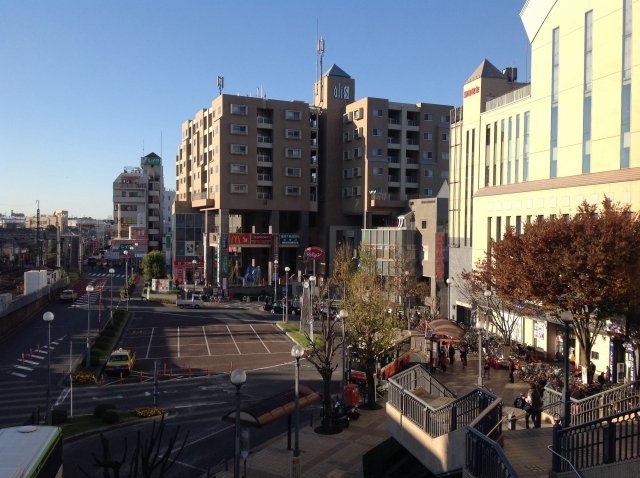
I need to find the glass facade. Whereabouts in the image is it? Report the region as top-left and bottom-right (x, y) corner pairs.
(583, 11), (593, 173)
(550, 27), (560, 178)
(173, 213), (204, 261)
(621, 0), (632, 168)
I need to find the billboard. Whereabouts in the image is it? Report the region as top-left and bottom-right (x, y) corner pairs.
(130, 226), (147, 240)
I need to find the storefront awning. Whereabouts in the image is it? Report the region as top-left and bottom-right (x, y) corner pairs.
(427, 319), (467, 340)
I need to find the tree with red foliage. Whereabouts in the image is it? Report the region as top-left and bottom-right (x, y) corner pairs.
(474, 199), (640, 383)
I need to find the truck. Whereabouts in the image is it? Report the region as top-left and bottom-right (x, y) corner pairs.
(176, 296), (204, 309)
(105, 348), (136, 376)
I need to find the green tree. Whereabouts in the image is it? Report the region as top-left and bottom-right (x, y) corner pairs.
(475, 199), (640, 382)
(142, 251), (166, 283)
(342, 245), (404, 407)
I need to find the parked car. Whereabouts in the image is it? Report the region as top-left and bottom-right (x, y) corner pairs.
(177, 297), (204, 309)
(263, 301), (301, 315)
(59, 290), (78, 302)
(105, 348), (136, 376)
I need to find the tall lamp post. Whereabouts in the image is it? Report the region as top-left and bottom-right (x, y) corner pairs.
(230, 369), (247, 478)
(86, 285), (94, 368)
(477, 289), (492, 387)
(284, 266), (290, 323)
(560, 310), (573, 427)
(273, 259), (278, 301)
(339, 310), (348, 403)
(43, 312), (54, 425)
(123, 250), (129, 310)
(192, 259), (197, 292)
(446, 277), (453, 321)
(109, 268), (115, 323)
(404, 270), (410, 330)
(291, 345), (304, 457)
(134, 242), (138, 271)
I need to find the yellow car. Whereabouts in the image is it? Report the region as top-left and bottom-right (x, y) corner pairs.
(105, 348), (136, 376)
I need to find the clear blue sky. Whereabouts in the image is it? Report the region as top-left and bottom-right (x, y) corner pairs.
(0, 0), (529, 219)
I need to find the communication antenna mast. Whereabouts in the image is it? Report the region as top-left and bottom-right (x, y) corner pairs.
(317, 37), (325, 107)
(217, 76), (224, 97)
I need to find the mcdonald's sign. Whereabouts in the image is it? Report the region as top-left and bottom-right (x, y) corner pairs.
(229, 233), (250, 245)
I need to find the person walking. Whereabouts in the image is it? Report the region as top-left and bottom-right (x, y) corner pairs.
(459, 343), (468, 367)
(507, 357), (516, 383)
(439, 346), (447, 372)
(448, 343), (455, 364)
(525, 382), (542, 429)
(483, 356), (491, 379)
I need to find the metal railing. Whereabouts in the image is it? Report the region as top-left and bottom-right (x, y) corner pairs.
(114, 182), (146, 189)
(388, 138), (399, 144)
(552, 407), (640, 472)
(544, 380), (640, 426)
(388, 118), (399, 125)
(466, 426), (517, 478)
(389, 364), (499, 438)
(388, 175), (399, 183)
(256, 192), (272, 200)
(485, 84), (531, 112)
(388, 156), (399, 163)
(257, 116), (272, 124)
(406, 138), (417, 145)
(407, 120), (417, 126)
(0, 278), (68, 318)
(257, 136), (272, 143)
(256, 174), (272, 182)
(257, 154), (272, 163)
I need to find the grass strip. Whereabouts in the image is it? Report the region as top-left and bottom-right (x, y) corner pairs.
(280, 322), (322, 347)
(59, 413), (142, 439)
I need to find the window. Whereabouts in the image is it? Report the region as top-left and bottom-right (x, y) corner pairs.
(230, 183), (248, 194)
(352, 167), (361, 177)
(442, 133), (450, 141)
(424, 114), (433, 121)
(372, 148), (383, 156)
(441, 171), (449, 178)
(231, 124), (247, 135)
(352, 186), (361, 196)
(423, 151), (433, 160)
(343, 169), (351, 179)
(550, 27), (560, 178)
(441, 115), (450, 122)
(231, 104), (247, 115)
(621, 0), (632, 168)
(423, 133), (433, 140)
(343, 132), (351, 142)
(285, 110), (301, 120)
(421, 220), (427, 229)
(285, 186), (301, 196)
(516, 216), (522, 235)
(441, 152), (449, 160)
(373, 109), (383, 116)
(423, 188), (433, 197)
(353, 148), (361, 158)
(230, 164), (247, 174)
(373, 167), (384, 175)
(343, 150), (350, 160)
(286, 129), (301, 139)
(424, 170), (434, 178)
(342, 188), (350, 197)
(285, 148), (301, 158)
(230, 144), (247, 155)
(372, 128), (383, 136)
(496, 217), (502, 241)
(285, 167), (301, 177)
(353, 127), (362, 139)
(523, 112), (530, 181)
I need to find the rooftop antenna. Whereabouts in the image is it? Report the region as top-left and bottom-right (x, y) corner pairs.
(317, 35), (325, 107)
(217, 76), (224, 97)
(143, 140), (144, 156)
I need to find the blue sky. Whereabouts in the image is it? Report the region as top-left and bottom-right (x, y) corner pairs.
(0, 0), (529, 219)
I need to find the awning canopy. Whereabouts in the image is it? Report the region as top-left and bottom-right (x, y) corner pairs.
(221, 385), (321, 428)
(427, 319), (467, 340)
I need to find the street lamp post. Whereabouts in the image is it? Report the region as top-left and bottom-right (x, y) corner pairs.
(273, 259), (278, 301)
(291, 345), (304, 457)
(284, 266), (290, 323)
(134, 242), (138, 272)
(230, 369), (247, 478)
(404, 270), (409, 330)
(446, 277), (453, 321)
(123, 250), (129, 310)
(339, 310), (348, 403)
(192, 259), (197, 292)
(43, 312), (54, 425)
(560, 311), (573, 427)
(109, 268), (115, 323)
(86, 285), (94, 368)
(477, 289), (492, 388)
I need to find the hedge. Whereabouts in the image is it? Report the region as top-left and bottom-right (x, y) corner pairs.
(94, 403), (117, 418)
(102, 409), (120, 425)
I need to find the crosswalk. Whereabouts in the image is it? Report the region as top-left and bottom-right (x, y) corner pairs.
(86, 272), (125, 278)
(11, 336), (66, 379)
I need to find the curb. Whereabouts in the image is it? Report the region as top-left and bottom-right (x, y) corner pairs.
(276, 322), (302, 346)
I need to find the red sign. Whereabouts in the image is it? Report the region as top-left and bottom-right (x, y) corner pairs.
(464, 86), (480, 98)
(305, 246), (325, 260)
(173, 260), (204, 267)
(229, 233), (250, 245)
(251, 234), (272, 245)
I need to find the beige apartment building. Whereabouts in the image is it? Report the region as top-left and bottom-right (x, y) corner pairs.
(174, 66), (451, 288)
(449, 0), (639, 380)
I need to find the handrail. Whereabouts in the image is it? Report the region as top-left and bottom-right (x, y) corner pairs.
(547, 445), (584, 478)
(465, 426), (518, 478)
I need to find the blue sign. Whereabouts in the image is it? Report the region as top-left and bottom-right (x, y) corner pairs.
(222, 233), (228, 250)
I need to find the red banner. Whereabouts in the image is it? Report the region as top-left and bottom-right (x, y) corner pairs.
(251, 233), (272, 245)
(229, 233), (250, 245)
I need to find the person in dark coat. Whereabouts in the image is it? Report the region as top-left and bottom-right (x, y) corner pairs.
(439, 347), (447, 372)
(507, 358), (516, 383)
(525, 383), (542, 429)
(448, 343), (455, 364)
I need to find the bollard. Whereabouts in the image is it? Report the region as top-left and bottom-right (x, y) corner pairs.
(188, 366), (191, 378)
(22, 353), (24, 365)
(120, 372), (123, 385)
(163, 363), (166, 376)
(170, 368), (172, 380)
(140, 371), (142, 383)
(206, 367), (210, 377)
(230, 361), (233, 373)
(101, 375), (104, 386)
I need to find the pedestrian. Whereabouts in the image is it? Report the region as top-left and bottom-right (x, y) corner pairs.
(605, 366), (611, 382)
(459, 343), (468, 367)
(483, 356), (491, 379)
(525, 382), (542, 429)
(537, 374), (547, 398)
(439, 347), (447, 372)
(589, 360), (596, 380)
(448, 343), (455, 364)
(507, 357), (515, 383)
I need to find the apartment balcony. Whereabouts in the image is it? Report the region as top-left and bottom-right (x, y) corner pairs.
(148, 203), (159, 209)
(148, 228), (159, 235)
(147, 216), (159, 222)
(310, 138), (318, 147)
(405, 158), (419, 169)
(405, 138), (419, 151)
(388, 175), (400, 187)
(310, 155), (318, 166)
(387, 138), (401, 149)
(406, 119), (419, 131)
(115, 195), (146, 203)
(405, 177), (418, 186)
(257, 174), (273, 186)
(256, 192), (272, 200)
(148, 190), (160, 197)
(257, 136), (272, 148)
(388, 118), (401, 129)
(114, 181), (146, 189)
(309, 119), (318, 129)
(148, 240), (159, 247)
(257, 117), (273, 129)
(257, 154), (272, 167)
(192, 191), (215, 208)
(369, 192), (404, 208)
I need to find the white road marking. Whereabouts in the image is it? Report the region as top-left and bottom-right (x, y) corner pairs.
(250, 324), (271, 353)
(55, 388), (70, 406)
(14, 365), (33, 371)
(20, 359), (39, 366)
(30, 354), (45, 360)
(180, 424), (234, 449)
(226, 325), (241, 354)
(145, 327), (154, 359)
(11, 372), (27, 378)
(177, 327), (180, 358)
(202, 326), (211, 356)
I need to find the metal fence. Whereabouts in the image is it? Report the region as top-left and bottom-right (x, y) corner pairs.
(544, 380), (640, 426)
(388, 364), (499, 437)
(552, 407), (640, 472)
(0, 278), (68, 319)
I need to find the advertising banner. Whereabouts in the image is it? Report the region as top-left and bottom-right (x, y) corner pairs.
(229, 233), (250, 245)
(280, 233), (300, 245)
(251, 233), (272, 245)
(222, 233), (228, 250)
(130, 226), (147, 240)
(185, 241), (195, 255)
(121, 217), (137, 225)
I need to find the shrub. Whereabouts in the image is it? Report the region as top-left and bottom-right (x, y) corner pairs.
(133, 407), (166, 418)
(94, 339), (110, 350)
(94, 403), (117, 418)
(101, 329), (115, 338)
(51, 409), (67, 425)
(72, 371), (95, 383)
(102, 409), (120, 425)
(105, 323), (118, 332)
